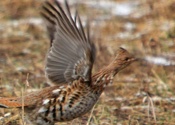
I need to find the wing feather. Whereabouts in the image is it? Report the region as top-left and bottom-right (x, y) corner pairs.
(41, 0), (96, 84)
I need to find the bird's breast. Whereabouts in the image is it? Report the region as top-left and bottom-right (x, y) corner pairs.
(35, 84), (101, 124)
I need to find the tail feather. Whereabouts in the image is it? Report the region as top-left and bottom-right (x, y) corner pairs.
(0, 97), (24, 108)
(0, 85), (61, 108)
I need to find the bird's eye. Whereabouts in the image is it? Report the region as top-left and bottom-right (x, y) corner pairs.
(125, 57), (130, 61)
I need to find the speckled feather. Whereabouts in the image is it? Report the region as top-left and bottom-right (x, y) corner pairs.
(0, 1), (136, 125)
(0, 47), (135, 124)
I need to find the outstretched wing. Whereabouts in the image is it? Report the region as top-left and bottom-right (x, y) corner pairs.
(41, 0), (96, 84)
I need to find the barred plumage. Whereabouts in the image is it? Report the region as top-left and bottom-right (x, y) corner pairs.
(0, 0), (136, 125)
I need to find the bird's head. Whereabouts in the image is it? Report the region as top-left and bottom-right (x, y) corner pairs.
(108, 47), (136, 74)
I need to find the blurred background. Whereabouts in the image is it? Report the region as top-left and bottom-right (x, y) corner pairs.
(0, 0), (175, 124)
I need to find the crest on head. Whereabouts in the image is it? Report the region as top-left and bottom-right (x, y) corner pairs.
(112, 47), (136, 71)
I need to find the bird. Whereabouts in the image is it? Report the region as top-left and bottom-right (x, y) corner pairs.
(0, 0), (136, 125)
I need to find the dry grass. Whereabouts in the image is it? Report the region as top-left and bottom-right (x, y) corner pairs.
(0, 0), (175, 125)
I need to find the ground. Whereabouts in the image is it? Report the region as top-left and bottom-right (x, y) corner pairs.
(0, 0), (175, 125)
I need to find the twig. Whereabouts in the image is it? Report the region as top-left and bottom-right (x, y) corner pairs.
(21, 87), (25, 125)
(151, 69), (168, 90)
(86, 102), (97, 125)
(143, 94), (157, 123)
(148, 95), (157, 122)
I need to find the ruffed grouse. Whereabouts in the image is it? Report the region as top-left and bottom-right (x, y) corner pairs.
(0, 0), (136, 125)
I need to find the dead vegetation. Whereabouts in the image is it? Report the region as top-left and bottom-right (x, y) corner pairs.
(0, 0), (175, 125)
